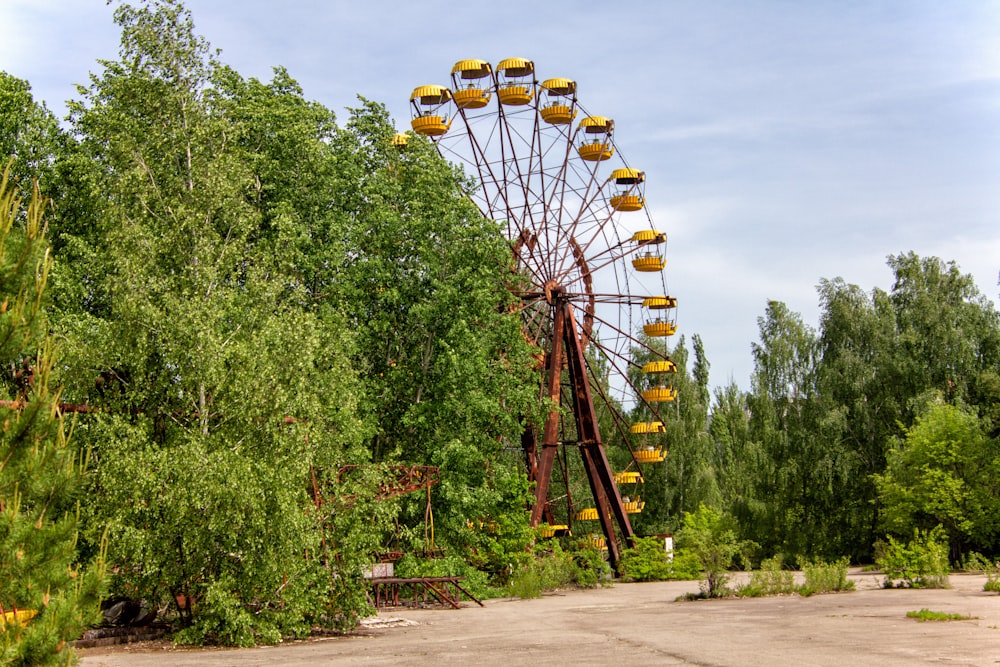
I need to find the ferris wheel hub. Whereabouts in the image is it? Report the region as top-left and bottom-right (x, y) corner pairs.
(543, 280), (563, 305)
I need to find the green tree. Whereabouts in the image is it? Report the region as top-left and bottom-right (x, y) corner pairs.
(676, 503), (752, 597)
(0, 74), (64, 189)
(626, 335), (715, 533)
(328, 105), (541, 572)
(875, 400), (1000, 562)
(815, 277), (902, 558)
(815, 256), (1000, 559)
(53, 0), (376, 643)
(0, 167), (104, 666)
(710, 382), (767, 545)
(887, 253), (1000, 406)
(743, 301), (853, 558)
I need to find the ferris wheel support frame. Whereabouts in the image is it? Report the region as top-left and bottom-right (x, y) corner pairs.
(528, 290), (636, 569)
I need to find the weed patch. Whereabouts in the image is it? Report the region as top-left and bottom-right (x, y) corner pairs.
(906, 609), (976, 622)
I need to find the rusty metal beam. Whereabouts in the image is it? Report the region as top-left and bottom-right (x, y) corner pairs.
(561, 302), (635, 571)
(530, 300), (565, 527)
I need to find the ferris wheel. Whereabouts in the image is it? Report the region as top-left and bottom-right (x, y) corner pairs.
(406, 58), (678, 570)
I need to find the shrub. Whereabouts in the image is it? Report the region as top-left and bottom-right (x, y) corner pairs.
(737, 556), (795, 597)
(618, 537), (671, 582)
(676, 504), (754, 598)
(800, 557), (855, 595)
(618, 538), (702, 582)
(876, 526), (950, 588)
(394, 553), (503, 600)
(570, 542), (612, 588)
(959, 552), (993, 573)
(984, 562), (1000, 593)
(506, 540), (580, 599)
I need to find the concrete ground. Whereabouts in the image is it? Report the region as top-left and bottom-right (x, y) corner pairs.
(79, 570), (1000, 666)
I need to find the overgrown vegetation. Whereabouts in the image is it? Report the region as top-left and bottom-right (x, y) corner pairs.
(507, 537), (611, 599)
(3, 0), (1000, 651)
(676, 505), (754, 598)
(736, 556), (796, 597)
(799, 557), (855, 595)
(0, 167), (105, 664)
(732, 556), (854, 598)
(876, 527), (951, 589)
(906, 609), (976, 622)
(618, 537), (700, 582)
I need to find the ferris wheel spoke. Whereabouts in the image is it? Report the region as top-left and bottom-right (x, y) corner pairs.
(581, 322), (665, 426)
(551, 211), (617, 282)
(550, 245), (631, 287)
(583, 340), (651, 455)
(520, 300), (551, 348)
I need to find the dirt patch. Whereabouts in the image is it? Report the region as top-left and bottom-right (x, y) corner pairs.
(78, 570), (1000, 666)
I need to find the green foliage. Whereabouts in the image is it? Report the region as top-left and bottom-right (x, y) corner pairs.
(618, 537), (699, 582)
(731, 556), (854, 599)
(906, 609), (975, 622)
(875, 401), (999, 563)
(394, 554), (502, 601)
(958, 551), (994, 573)
(971, 554), (1000, 593)
(984, 564), (1000, 593)
(50, 0), (391, 644)
(507, 542), (575, 599)
(708, 254), (1000, 566)
(799, 557), (855, 595)
(676, 504), (754, 598)
(876, 526), (951, 588)
(737, 556), (796, 597)
(618, 537), (672, 582)
(0, 74), (64, 190)
(0, 167), (105, 665)
(507, 539), (608, 599)
(569, 542), (613, 588)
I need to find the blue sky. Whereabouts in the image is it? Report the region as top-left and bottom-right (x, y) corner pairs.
(3, 0), (999, 391)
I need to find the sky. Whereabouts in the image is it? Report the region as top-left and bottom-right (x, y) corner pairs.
(2, 0), (999, 392)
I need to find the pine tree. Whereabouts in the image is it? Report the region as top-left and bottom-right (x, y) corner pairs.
(0, 165), (104, 665)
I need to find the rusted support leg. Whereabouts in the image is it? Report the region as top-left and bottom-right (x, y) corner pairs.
(530, 303), (566, 526)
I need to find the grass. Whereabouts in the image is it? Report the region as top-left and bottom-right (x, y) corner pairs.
(733, 557), (855, 598)
(906, 609), (977, 622)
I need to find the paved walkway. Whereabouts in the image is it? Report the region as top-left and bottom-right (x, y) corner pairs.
(79, 570), (1000, 666)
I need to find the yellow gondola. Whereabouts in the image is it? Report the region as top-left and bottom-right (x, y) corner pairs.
(609, 168), (645, 211)
(629, 421), (666, 434)
(632, 252), (666, 272)
(451, 59), (493, 109)
(540, 78), (577, 124)
(410, 85), (453, 136)
(642, 295), (677, 310)
(642, 386), (678, 403)
(623, 498), (645, 514)
(642, 360), (677, 375)
(496, 58), (535, 106)
(538, 523), (570, 538)
(614, 471), (643, 484)
(631, 229), (666, 245)
(644, 320), (678, 337)
(577, 116), (614, 161)
(634, 447), (667, 463)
